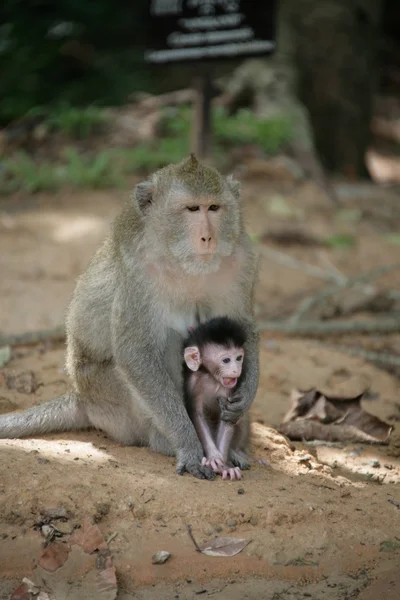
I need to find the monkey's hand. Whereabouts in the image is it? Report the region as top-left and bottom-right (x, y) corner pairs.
(218, 394), (245, 424)
(221, 465), (242, 481)
(176, 450), (216, 480)
(202, 455), (242, 480)
(202, 453), (225, 474)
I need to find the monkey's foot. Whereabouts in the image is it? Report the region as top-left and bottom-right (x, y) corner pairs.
(221, 465), (242, 481)
(202, 455), (225, 474)
(229, 450), (251, 470)
(177, 454), (215, 480)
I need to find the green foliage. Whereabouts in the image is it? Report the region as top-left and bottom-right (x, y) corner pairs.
(120, 138), (190, 174)
(47, 104), (107, 139)
(383, 233), (400, 246)
(161, 106), (292, 156)
(63, 148), (122, 188)
(1, 152), (62, 193)
(323, 234), (356, 249)
(0, 149), (122, 195)
(213, 108), (292, 154)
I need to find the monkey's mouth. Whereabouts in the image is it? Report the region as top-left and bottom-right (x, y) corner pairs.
(222, 377), (237, 388)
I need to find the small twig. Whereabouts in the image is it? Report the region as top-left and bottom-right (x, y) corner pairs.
(310, 343), (400, 367)
(0, 326), (65, 347)
(319, 253), (347, 284)
(106, 531), (118, 544)
(388, 498), (400, 509)
(258, 245), (343, 283)
(258, 317), (400, 337)
(187, 524), (201, 553)
(290, 262), (400, 323)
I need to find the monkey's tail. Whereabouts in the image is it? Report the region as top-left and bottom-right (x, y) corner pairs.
(0, 392), (89, 439)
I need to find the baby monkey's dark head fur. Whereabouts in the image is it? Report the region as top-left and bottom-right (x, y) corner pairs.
(184, 317), (247, 350)
(183, 317), (247, 390)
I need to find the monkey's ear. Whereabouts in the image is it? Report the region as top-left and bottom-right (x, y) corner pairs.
(133, 181), (154, 213)
(184, 346), (201, 371)
(226, 174), (241, 199)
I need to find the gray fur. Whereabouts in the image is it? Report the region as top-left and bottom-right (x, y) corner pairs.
(0, 156), (259, 480)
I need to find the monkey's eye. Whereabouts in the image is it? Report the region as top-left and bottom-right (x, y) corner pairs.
(187, 206), (200, 212)
(208, 204), (220, 212)
(237, 356), (243, 362)
(222, 357), (231, 364)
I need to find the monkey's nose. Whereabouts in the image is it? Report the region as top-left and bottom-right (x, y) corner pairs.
(201, 236), (212, 243)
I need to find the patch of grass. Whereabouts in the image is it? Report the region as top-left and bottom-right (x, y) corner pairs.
(214, 107), (292, 154)
(161, 106), (292, 156)
(46, 103), (107, 139)
(323, 234), (356, 249)
(379, 540), (400, 553)
(383, 233), (400, 246)
(119, 137), (190, 174)
(63, 148), (122, 189)
(0, 149), (122, 195)
(1, 152), (62, 194)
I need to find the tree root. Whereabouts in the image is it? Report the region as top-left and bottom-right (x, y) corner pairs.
(0, 326), (65, 347)
(258, 317), (400, 337)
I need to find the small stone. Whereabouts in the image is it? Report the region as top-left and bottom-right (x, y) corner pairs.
(54, 522), (73, 534)
(250, 516), (258, 526)
(213, 525), (223, 533)
(152, 550), (171, 564)
(384, 464), (393, 470)
(41, 525), (53, 537)
(370, 459), (380, 468)
(96, 502), (110, 516)
(295, 454), (312, 463)
(226, 519), (237, 528)
(237, 488), (245, 495)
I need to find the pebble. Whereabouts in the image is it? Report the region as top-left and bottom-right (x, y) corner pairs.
(370, 459), (380, 468)
(226, 519), (237, 528)
(237, 488), (245, 495)
(152, 550), (171, 564)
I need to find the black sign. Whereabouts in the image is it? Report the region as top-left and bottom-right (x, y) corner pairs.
(145, 0), (276, 64)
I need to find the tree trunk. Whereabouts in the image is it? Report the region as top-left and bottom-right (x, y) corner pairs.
(280, 0), (383, 178)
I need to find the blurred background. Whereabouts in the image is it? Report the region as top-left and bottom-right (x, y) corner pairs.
(0, 0), (399, 356)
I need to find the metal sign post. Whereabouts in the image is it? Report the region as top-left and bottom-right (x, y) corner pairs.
(145, 1), (277, 159)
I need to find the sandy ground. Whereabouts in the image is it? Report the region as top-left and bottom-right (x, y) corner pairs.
(0, 177), (399, 599)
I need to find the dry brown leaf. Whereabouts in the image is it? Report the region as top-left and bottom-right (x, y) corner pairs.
(35, 544), (118, 600)
(279, 388), (392, 443)
(69, 517), (108, 553)
(198, 536), (251, 557)
(38, 541), (70, 572)
(9, 582), (32, 600)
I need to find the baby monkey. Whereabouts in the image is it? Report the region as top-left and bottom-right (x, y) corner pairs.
(183, 317), (249, 481)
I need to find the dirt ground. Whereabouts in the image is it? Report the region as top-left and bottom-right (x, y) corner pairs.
(0, 176), (399, 600)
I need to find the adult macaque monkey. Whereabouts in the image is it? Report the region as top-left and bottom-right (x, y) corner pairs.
(183, 317), (250, 481)
(0, 154), (259, 480)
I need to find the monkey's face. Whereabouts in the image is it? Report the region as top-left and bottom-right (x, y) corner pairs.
(137, 156), (242, 275)
(164, 191), (241, 276)
(203, 344), (244, 389)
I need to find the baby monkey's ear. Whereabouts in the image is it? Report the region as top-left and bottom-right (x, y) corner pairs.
(184, 346), (201, 371)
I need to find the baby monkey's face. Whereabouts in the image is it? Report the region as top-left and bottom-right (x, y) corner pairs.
(205, 344), (244, 389)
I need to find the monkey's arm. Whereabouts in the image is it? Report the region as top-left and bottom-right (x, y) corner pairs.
(111, 292), (214, 480)
(220, 322), (259, 424)
(221, 235), (260, 423)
